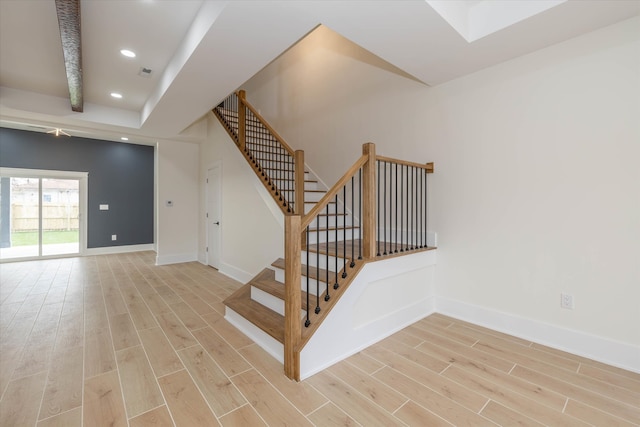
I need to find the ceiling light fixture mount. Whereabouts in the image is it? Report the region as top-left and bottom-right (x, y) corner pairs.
(138, 67), (153, 78)
(47, 128), (71, 137)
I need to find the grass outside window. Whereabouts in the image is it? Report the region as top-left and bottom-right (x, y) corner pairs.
(10, 230), (79, 246)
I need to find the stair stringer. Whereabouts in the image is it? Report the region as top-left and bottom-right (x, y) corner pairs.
(298, 249), (437, 380)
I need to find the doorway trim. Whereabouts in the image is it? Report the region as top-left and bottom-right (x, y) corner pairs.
(206, 161), (222, 269)
(0, 167), (88, 261)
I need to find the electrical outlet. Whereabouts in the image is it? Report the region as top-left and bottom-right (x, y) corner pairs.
(111, 234), (117, 241)
(560, 293), (574, 309)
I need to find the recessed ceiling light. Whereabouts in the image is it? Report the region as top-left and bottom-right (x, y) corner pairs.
(120, 49), (136, 58)
(110, 92), (123, 99)
(120, 137), (129, 141)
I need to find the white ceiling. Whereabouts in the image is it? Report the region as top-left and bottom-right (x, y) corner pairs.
(1, 0), (638, 145)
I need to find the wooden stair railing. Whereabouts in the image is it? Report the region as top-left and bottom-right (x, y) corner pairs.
(213, 90), (305, 214)
(284, 145), (435, 380)
(213, 91), (434, 381)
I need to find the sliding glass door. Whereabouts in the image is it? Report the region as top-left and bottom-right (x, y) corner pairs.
(0, 168), (87, 261)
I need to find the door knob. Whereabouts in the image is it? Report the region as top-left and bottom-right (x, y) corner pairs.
(214, 221), (220, 225)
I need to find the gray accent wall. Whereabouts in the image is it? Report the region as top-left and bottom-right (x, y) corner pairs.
(0, 127), (154, 248)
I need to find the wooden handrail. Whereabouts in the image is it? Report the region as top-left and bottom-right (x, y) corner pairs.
(236, 91), (296, 157)
(301, 154), (368, 230)
(376, 155), (434, 173)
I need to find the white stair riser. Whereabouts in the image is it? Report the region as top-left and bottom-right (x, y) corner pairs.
(272, 268), (337, 296)
(305, 202), (337, 214)
(250, 286), (305, 318)
(224, 308), (284, 363)
(269, 179), (318, 191)
(305, 191), (328, 203)
(306, 229), (360, 245)
(309, 215), (352, 228)
(300, 250), (348, 270)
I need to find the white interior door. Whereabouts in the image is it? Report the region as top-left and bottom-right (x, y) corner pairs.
(207, 165), (221, 269)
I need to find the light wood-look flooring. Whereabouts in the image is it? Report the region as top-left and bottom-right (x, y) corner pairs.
(1, 252), (638, 426)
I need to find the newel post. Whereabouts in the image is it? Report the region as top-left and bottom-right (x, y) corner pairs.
(237, 90), (246, 152)
(294, 150), (305, 215)
(362, 142), (376, 259)
(284, 214), (302, 380)
(294, 150), (307, 247)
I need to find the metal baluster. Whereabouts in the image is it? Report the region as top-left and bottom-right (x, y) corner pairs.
(350, 175), (355, 268)
(406, 164), (409, 251)
(305, 227), (310, 327)
(395, 163), (398, 253)
(421, 167), (425, 248)
(410, 166), (414, 250)
(418, 166), (422, 248)
(269, 129), (274, 187)
(288, 152), (292, 211)
(279, 138), (284, 202)
(425, 168), (428, 247)
(383, 161), (387, 255)
(376, 160), (381, 257)
(358, 169), (362, 260)
(389, 162), (393, 255)
(318, 203), (329, 295)
(316, 213), (320, 315)
(400, 164), (404, 252)
(331, 193), (338, 299)
(341, 185), (347, 281)
(288, 150), (293, 212)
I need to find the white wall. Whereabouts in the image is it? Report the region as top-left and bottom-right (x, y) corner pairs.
(240, 18), (640, 363)
(156, 140), (200, 265)
(198, 114), (284, 282)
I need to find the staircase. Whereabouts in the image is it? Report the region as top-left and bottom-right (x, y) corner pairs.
(213, 91), (434, 380)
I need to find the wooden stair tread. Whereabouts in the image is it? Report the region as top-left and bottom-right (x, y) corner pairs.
(224, 284), (285, 344)
(250, 269), (310, 311)
(271, 259), (338, 284)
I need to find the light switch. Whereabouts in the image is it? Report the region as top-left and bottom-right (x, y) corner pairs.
(99, 204), (109, 211)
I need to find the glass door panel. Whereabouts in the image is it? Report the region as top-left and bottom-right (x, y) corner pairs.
(0, 176), (40, 260)
(42, 178), (80, 256)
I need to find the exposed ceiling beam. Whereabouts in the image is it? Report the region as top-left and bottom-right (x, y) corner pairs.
(55, 0), (83, 112)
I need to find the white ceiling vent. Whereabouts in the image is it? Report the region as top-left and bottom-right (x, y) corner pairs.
(138, 67), (153, 78)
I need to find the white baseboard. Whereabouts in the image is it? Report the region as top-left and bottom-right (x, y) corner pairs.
(85, 244), (155, 256)
(301, 297), (436, 380)
(197, 252), (207, 265)
(436, 297), (640, 374)
(219, 262), (254, 283)
(155, 252), (198, 266)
